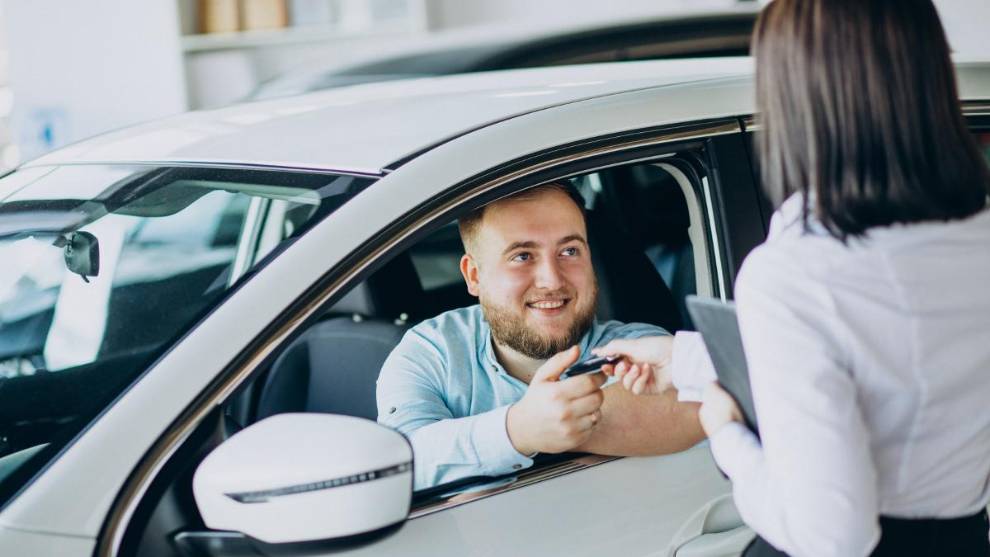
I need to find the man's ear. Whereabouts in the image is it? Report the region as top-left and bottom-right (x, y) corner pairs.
(460, 254), (480, 297)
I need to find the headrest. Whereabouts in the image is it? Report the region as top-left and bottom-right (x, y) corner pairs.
(604, 166), (690, 245)
(330, 282), (377, 317)
(586, 207), (683, 332)
(328, 252), (427, 320)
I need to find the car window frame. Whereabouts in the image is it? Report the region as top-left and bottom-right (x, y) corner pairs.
(399, 135), (766, 516)
(102, 118), (759, 556)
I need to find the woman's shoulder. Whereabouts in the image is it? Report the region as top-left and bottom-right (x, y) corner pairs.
(759, 194), (858, 266)
(737, 204), (850, 303)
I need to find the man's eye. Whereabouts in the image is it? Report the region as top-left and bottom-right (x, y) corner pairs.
(511, 252), (531, 262)
(561, 247), (579, 257)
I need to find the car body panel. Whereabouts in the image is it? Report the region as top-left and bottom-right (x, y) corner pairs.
(337, 446), (735, 557)
(0, 526), (94, 556)
(28, 58), (990, 178)
(269, 9), (760, 75)
(28, 59), (755, 174)
(249, 9), (760, 101)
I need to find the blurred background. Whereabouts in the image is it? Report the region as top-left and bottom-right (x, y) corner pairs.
(0, 0), (987, 173)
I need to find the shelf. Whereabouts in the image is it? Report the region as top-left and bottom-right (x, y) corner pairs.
(182, 20), (418, 52)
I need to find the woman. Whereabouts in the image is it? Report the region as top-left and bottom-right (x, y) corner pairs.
(595, 1), (990, 556)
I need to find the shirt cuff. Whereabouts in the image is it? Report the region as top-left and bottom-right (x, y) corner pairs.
(473, 405), (534, 474)
(708, 421), (762, 480)
(671, 331), (717, 402)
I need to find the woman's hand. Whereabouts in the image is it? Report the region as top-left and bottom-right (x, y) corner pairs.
(698, 382), (743, 437)
(592, 336), (674, 396)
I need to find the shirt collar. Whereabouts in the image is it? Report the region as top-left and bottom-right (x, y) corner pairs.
(770, 192), (831, 240)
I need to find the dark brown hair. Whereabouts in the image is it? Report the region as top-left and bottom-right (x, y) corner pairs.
(458, 182), (585, 254)
(753, 0), (990, 239)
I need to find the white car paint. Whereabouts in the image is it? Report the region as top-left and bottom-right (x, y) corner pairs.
(31, 58), (755, 173)
(2, 57), (988, 557)
(343, 445), (734, 557)
(194, 414), (413, 544)
(260, 7), (761, 79)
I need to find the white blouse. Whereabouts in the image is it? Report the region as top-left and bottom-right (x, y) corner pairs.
(672, 195), (990, 557)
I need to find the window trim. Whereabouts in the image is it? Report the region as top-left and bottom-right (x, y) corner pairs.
(655, 161), (717, 300)
(99, 119), (743, 557)
(229, 197), (270, 284)
(406, 156), (726, 518)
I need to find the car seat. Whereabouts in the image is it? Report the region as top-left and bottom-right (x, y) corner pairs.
(593, 164), (694, 330)
(254, 253), (428, 421)
(586, 207), (683, 333)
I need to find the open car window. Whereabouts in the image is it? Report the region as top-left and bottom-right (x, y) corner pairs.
(231, 155), (720, 510)
(0, 165), (373, 507)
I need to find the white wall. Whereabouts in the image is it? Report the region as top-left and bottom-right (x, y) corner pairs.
(1, 0), (986, 152)
(933, 0), (990, 57)
(2, 0), (187, 163)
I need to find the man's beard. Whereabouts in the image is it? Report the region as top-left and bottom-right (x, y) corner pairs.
(480, 283), (598, 360)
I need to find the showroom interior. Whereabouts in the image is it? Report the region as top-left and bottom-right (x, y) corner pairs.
(1, 1), (990, 557)
(0, 0), (986, 168)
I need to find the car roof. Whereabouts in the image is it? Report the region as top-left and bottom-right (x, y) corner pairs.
(250, 10), (759, 100)
(28, 57), (990, 175)
(29, 58), (756, 174)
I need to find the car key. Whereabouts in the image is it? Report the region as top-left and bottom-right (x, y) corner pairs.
(559, 355), (618, 380)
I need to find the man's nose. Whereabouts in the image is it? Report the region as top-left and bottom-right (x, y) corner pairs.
(534, 257), (565, 290)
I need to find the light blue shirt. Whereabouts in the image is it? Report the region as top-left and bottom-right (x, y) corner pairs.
(376, 304), (667, 489)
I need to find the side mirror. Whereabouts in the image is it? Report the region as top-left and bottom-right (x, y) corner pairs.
(192, 414), (412, 546)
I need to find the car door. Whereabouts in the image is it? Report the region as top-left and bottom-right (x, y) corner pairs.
(107, 117), (767, 557)
(324, 126), (765, 557)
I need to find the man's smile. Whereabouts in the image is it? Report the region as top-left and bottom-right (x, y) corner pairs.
(526, 297), (571, 315)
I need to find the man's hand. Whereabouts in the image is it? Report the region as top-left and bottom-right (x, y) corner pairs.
(593, 336), (675, 395)
(506, 346), (606, 456)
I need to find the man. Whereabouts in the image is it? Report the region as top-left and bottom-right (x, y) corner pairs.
(376, 183), (703, 489)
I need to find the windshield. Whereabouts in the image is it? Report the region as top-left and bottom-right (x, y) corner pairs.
(0, 164), (373, 506)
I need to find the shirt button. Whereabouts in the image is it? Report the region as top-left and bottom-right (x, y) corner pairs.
(512, 464), (522, 470)
(388, 407), (397, 414)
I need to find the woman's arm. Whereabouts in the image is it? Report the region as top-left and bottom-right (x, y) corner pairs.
(711, 246), (881, 557)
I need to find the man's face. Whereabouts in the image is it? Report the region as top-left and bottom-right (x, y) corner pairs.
(462, 188), (598, 359)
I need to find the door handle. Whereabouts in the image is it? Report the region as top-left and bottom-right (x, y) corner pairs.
(666, 494), (754, 557)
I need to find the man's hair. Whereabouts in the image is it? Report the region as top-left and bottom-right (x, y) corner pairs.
(753, 0), (990, 240)
(458, 182), (586, 254)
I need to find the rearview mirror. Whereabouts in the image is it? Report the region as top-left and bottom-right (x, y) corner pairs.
(192, 414), (412, 547)
(59, 231), (100, 282)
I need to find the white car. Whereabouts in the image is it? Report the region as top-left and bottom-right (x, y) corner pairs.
(248, 10), (759, 101)
(1, 58), (989, 557)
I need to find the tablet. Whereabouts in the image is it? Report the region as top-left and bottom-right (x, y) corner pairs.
(685, 295), (759, 437)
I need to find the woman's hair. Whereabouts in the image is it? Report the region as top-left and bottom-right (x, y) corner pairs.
(753, 0), (990, 239)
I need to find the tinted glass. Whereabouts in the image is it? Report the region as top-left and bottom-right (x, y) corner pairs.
(0, 165), (373, 506)
(978, 132), (990, 161)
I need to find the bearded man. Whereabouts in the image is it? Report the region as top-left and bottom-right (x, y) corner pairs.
(376, 183), (703, 489)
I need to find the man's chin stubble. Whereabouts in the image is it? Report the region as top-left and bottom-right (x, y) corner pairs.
(483, 302), (596, 360)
